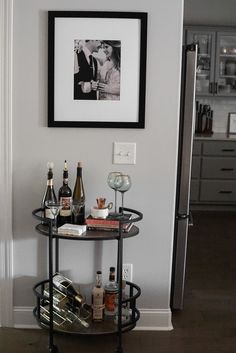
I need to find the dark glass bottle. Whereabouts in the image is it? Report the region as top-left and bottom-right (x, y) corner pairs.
(72, 162), (85, 224)
(41, 162), (57, 223)
(58, 160), (72, 226)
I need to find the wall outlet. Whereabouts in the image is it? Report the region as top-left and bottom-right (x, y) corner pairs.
(122, 264), (133, 282)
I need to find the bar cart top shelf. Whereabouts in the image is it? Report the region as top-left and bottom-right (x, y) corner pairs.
(32, 207), (143, 241)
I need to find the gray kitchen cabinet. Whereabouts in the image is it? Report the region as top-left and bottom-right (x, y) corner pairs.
(190, 139), (236, 207)
(185, 26), (236, 97)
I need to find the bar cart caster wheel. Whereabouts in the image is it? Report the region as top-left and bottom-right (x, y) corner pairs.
(49, 344), (58, 353)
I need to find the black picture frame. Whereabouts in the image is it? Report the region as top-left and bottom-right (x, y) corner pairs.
(48, 11), (147, 128)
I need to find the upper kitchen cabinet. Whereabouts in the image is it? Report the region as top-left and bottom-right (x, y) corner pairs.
(185, 27), (236, 97)
(216, 32), (236, 96)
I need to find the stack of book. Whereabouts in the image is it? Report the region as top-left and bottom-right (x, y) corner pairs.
(86, 214), (133, 232)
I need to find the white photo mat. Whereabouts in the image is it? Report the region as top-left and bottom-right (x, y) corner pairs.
(48, 12), (147, 128)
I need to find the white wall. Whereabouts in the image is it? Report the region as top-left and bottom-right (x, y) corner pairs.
(12, 0), (183, 328)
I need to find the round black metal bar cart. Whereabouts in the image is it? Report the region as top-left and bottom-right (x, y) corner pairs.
(32, 207), (143, 353)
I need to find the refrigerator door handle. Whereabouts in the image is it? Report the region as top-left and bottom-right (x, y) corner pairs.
(176, 212), (194, 226)
(176, 213), (189, 220)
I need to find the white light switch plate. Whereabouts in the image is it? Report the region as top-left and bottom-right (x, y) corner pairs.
(113, 142), (136, 164)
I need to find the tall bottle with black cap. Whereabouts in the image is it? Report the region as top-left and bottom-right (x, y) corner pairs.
(72, 162), (85, 224)
(41, 162), (57, 223)
(58, 160), (72, 226)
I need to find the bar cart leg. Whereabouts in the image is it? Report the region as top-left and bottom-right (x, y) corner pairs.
(48, 220), (58, 353)
(116, 229), (123, 353)
(49, 345), (59, 353)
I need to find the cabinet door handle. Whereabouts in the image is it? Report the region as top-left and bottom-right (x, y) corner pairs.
(209, 82), (213, 93)
(221, 149), (235, 152)
(220, 168), (234, 171)
(219, 190), (233, 194)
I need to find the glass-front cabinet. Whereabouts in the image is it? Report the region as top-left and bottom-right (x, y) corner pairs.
(185, 27), (236, 97)
(215, 32), (236, 96)
(187, 30), (216, 96)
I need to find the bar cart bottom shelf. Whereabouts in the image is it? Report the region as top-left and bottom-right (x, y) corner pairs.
(33, 279), (141, 336)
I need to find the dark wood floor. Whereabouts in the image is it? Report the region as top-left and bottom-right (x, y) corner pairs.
(1, 211), (236, 353)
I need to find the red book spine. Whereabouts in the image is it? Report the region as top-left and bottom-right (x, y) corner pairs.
(86, 218), (119, 226)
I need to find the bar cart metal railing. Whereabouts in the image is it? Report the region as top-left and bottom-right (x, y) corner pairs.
(32, 207), (143, 353)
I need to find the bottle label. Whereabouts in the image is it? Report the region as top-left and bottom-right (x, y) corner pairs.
(105, 291), (117, 314)
(92, 289), (104, 320)
(60, 196), (72, 216)
(45, 208), (54, 219)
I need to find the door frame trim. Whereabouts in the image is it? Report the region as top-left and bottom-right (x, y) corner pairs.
(0, 0), (13, 327)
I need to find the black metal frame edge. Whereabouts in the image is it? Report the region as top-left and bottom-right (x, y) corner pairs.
(47, 11), (148, 129)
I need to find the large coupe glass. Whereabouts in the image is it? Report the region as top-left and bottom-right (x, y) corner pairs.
(107, 172), (123, 215)
(117, 174), (132, 215)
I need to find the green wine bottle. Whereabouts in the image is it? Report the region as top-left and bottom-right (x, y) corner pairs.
(72, 162), (85, 224)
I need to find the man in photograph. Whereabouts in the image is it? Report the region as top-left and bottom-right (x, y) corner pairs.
(74, 39), (101, 100)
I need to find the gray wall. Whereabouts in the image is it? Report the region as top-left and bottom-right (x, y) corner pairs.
(184, 0), (236, 26)
(12, 0), (183, 320)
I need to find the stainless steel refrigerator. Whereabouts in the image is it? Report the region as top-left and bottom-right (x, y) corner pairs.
(171, 44), (197, 310)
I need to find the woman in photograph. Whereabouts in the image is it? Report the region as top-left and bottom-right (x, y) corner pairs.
(97, 40), (121, 100)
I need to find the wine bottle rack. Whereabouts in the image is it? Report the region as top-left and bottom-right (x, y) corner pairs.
(32, 207), (143, 353)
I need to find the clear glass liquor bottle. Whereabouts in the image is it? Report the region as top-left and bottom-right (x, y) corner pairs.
(104, 267), (118, 317)
(92, 271), (105, 321)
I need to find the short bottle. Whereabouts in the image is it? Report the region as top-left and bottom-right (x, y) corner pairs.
(41, 162), (57, 222)
(104, 267), (118, 317)
(58, 160), (72, 226)
(114, 280), (130, 324)
(91, 270), (105, 321)
(72, 162), (85, 224)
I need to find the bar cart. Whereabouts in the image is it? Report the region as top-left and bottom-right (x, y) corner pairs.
(32, 207), (143, 353)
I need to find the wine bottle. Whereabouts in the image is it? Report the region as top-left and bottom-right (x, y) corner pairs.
(104, 267), (118, 317)
(53, 273), (84, 308)
(41, 162), (57, 222)
(92, 271), (105, 321)
(72, 162), (85, 224)
(58, 160), (72, 226)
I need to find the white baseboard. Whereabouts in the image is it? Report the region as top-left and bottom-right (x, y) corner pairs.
(13, 306), (173, 331)
(136, 309), (173, 331)
(13, 307), (39, 329)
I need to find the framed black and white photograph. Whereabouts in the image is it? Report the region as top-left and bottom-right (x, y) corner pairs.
(228, 112), (236, 134)
(48, 11), (147, 128)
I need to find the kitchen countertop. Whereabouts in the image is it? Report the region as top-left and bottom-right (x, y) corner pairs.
(194, 132), (236, 141)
